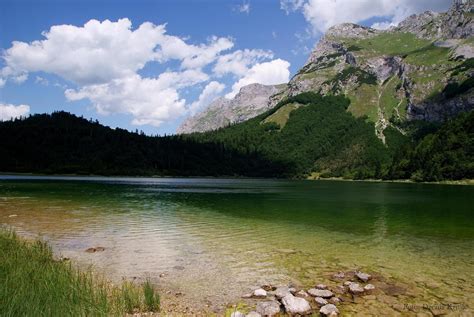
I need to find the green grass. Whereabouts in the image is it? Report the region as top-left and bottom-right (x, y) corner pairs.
(262, 102), (303, 129)
(0, 229), (160, 316)
(345, 32), (431, 57)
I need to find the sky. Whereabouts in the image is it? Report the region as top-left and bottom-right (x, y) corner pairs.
(0, 0), (451, 135)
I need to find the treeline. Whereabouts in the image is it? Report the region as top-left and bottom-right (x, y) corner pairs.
(0, 93), (472, 181)
(190, 93), (398, 179)
(0, 112), (289, 177)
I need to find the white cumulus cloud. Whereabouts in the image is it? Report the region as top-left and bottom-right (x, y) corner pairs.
(1, 18), (291, 128)
(0, 103), (30, 121)
(281, 0), (451, 34)
(213, 49), (273, 77)
(65, 70), (208, 127)
(189, 81), (226, 114)
(226, 59), (290, 99)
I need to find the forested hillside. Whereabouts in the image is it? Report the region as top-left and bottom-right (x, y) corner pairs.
(1, 94), (472, 181)
(0, 112), (289, 177)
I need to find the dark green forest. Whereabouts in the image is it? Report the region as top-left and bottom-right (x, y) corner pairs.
(0, 93), (472, 181)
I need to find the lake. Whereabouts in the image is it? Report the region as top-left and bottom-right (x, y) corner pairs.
(1, 176), (473, 315)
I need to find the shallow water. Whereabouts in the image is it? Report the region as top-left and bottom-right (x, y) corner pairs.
(1, 176), (473, 315)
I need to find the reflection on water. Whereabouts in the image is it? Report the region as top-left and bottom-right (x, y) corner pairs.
(1, 176), (473, 314)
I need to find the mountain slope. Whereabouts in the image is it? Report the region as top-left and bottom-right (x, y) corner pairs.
(280, 2), (473, 142)
(178, 83), (284, 133)
(182, 1), (473, 140)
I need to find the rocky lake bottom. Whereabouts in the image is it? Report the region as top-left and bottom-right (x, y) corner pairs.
(1, 176), (473, 316)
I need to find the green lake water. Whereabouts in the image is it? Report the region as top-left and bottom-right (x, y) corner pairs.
(1, 176), (473, 315)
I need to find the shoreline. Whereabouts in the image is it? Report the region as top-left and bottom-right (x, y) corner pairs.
(1, 171), (473, 186)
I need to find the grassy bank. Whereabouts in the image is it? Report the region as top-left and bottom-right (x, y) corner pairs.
(0, 229), (160, 316)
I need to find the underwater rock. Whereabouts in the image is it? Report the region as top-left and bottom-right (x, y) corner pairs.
(275, 286), (291, 299)
(315, 297), (328, 306)
(281, 294), (312, 315)
(316, 284), (328, 289)
(320, 304), (339, 316)
(356, 272), (371, 282)
(308, 288), (334, 298)
(256, 300), (281, 316)
(246, 312), (262, 317)
(85, 247), (105, 253)
(231, 311), (245, 317)
(364, 284), (375, 291)
(348, 283), (365, 294)
(253, 288), (267, 298)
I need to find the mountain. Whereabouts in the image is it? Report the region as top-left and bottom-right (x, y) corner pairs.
(1, 1), (473, 182)
(182, 1), (473, 138)
(177, 83), (285, 134)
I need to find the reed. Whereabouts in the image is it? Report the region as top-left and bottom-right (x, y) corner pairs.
(0, 229), (160, 316)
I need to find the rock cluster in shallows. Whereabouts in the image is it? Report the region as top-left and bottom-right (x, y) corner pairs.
(232, 270), (378, 316)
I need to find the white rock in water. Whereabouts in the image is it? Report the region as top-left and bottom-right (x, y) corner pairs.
(349, 283), (365, 294)
(343, 281), (352, 286)
(320, 304), (339, 316)
(274, 286), (291, 299)
(307, 288), (334, 298)
(231, 312), (245, 317)
(246, 312), (262, 317)
(315, 296), (328, 306)
(356, 272), (371, 282)
(281, 294), (312, 315)
(316, 284), (328, 289)
(364, 284), (375, 291)
(256, 300), (281, 316)
(296, 290), (309, 297)
(329, 297), (341, 304)
(253, 288), (267, 298)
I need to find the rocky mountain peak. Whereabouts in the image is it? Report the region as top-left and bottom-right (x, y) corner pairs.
(325, 23), (379, 40)
(177, 83), (284, 134)
(395, 0), (473, 39)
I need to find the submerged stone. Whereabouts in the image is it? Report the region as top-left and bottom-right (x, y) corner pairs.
(246, 312), (262, 317)
(308, 288), (334, 298)
(315, 296), (328, 306)
(230, 311), (245, 317)
(364, 284), (375, 291)
(274, 286), (291, 299)
(256, 300), (281, 316)
(349, 283), (365, 294)
(253, 288), (267, 298)
(316, 284), (328, 289)
(320, 304), (339, 316)
(356, 272), (371, 282)
(281, 294), (312, 315)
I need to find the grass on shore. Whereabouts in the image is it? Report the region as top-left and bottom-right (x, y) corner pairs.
(0, 228), (160, 316)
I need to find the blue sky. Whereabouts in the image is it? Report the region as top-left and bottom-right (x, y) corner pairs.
(0, 0), (451, 135)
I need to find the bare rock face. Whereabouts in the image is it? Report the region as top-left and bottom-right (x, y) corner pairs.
(177, 83), (284, 134)
(395, 1), (473, 39)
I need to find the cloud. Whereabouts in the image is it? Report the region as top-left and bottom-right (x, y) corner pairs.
(213, 49), (273, 77)
(65, 70), (208, 127)
(1, 18), (290, 128)
(35, 76), (49, 86)
(1, 19), (165, 85)
(0, 103), (30, 121)
(189, 81), (225, 114)
(235, 1), (251, 14)
(280, 0), (305, 14)
(226, 59), (290, 99)
(282, 0), (451, 34)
